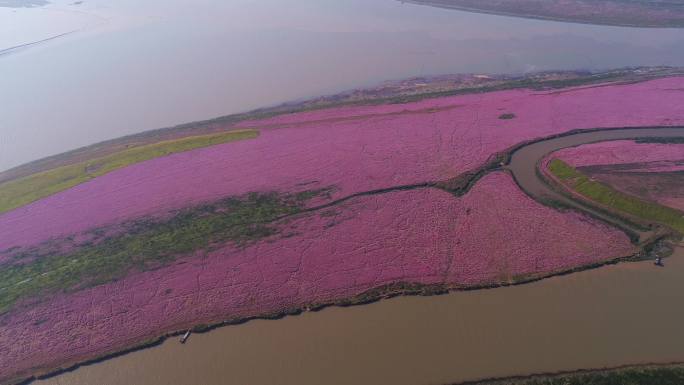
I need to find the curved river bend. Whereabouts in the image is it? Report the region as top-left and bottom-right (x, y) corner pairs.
(38, 127), (684, 385)
(507, 126), (684, 242)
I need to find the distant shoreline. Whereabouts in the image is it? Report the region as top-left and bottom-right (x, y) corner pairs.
(451, 362), (684, 385)
(0, 30), (79, 57)
(401, 0), (684, 28)
(1, 67), (682, 184)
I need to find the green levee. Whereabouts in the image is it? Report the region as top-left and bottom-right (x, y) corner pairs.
(0, 129), (259, 215)
(0, 188), (332, 314)
(478, 365), (684, 385)
(548, 158), (684, 234)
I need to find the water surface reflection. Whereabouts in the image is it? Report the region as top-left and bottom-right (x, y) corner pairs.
(2, 0), (684, 170)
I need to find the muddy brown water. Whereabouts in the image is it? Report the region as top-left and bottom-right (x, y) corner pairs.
(37, 128), (684, 385)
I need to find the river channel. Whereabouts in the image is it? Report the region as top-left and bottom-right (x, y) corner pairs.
(507, 126), (684, 242)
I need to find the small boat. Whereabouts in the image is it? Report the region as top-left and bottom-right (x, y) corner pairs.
(180, 330), (191, 344)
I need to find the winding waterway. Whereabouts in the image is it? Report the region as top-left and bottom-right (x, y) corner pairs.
(36, 127), (684, 385)
(507, 126), (684, 242)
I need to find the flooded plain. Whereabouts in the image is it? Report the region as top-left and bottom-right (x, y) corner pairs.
(3, 0), (684, 171)
(38, 245), (684, 385)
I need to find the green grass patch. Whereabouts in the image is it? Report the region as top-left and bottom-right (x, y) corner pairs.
(0, 187), (332, 314)
(635, 137), (684, 144)
(0, 130), (259, 215)
(548, 158), (684, 233)
(481, 365), (684, 385)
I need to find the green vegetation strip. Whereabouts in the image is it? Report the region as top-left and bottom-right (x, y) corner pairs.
(469, 365), (684, 385)
(548, 159), (684, 233)
(0, 187), (331, 314)
(0, 129), (259, 215)
(635, 137), (684, 144)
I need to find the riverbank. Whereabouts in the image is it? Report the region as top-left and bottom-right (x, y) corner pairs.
(34, 244), (684, 385)
(453, 363), (684, 385)
(506, 127), (684, 242)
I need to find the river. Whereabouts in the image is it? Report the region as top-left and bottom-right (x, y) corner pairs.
(3, 0), (684, 171)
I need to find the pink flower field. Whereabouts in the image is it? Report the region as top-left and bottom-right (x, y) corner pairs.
(1, 77), (683, 254)
(552, 140), (684, 170)
(551, 140), (684, 210)
(0, 77), (682, 384)
(0, 172), (635, 382)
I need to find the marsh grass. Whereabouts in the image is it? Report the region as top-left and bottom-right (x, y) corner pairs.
(0, 130), (259, 214)
(0, 187), (332, 314)
(549, 158), (684, 233)
(478, 365), (684, 385)
(635, 137), (684, 144)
